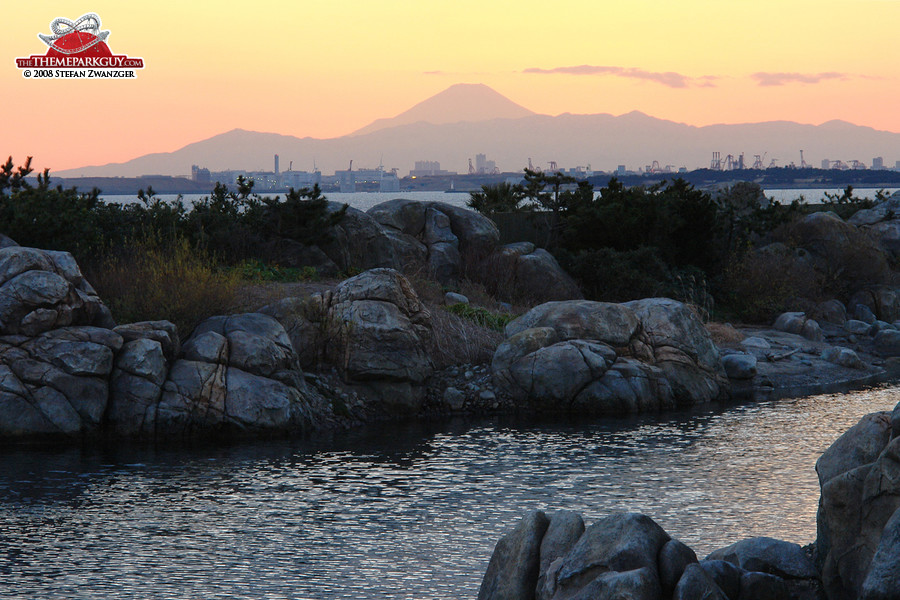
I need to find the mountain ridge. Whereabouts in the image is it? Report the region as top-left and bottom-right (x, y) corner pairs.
(54, 84), (900, 177)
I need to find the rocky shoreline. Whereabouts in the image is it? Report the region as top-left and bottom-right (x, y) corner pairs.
(477, 401), (900, 600)
(3, 198), (900, 442)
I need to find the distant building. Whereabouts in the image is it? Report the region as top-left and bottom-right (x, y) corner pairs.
(282, 170), (321, 189)
(191, 164), (211, 185)
(410, 160), (454, 177)
(896, 160), (900, 171)
(821, 159), (831, 169)
(616, 165), (626, 177)
(873, 156), (885, 170)
(274, 154), (280, 175)
(475, 153), (497, 174)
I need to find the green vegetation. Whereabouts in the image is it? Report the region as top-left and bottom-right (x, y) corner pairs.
(444, 303), (514, 331)
(0, 156), (346, 332)
(471, 171), (885, 322)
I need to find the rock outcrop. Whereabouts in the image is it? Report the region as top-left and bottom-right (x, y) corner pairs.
(479, 402), (900, 600)
(816, 407), (900, 600)
(479, 511), (813, 600)
(262, 268), (435, 413)
(491, 298), (727, 414)
(366, 199), (581, 301)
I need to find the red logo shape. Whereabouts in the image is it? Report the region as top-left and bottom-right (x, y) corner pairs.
(38, 14), (111, 57)
(15, 12), (144, 72)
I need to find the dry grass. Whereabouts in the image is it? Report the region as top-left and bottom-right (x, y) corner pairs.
(706, 322), (745, 347)
(428, 303), (505, 368)
(86, 237), (240, 337)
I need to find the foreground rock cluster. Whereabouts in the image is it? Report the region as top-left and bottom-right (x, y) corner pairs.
(0, 240), (443, 440)
(478, 402), (900, 600)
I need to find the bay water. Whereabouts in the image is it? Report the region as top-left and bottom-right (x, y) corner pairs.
(0, 387), (896, 599)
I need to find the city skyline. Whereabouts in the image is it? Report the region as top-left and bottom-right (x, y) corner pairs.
(4, 1), (900, 174)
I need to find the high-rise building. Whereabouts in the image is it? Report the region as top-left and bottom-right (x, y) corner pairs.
(821, 159), (831, 169)
(873, 156), (885, 170)
(274, 154), (280, 175)
(617, 165), (626, 177)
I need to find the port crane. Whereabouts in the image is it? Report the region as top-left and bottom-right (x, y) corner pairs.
(468, 158), (475, 175)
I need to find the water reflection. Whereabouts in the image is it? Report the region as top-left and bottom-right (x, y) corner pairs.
(0, 387), (896, 599)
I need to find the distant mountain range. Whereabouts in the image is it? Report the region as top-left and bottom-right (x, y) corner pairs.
(55, 84), (900, 177)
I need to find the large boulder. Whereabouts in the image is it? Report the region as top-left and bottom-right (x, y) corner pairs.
(478, 510), (549, 600)
(367, 199), (500, 280)
(320, 203), (398, 272)
(849, 191), (900, 259)
(483, 243), (582, 303)
(816, 407), (900, 600)
(705, 537), (817, 580)
(262, 268), (434, 414)
(0, 326), (122, 438)
(153, 313), (324, 437)
(493, 299), (726, 414)
(547, 513), (669, 600)
(0, 246), (114, 336)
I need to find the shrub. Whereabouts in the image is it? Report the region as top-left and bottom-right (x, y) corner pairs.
(85, 236), (240, 336)
(444, 303), (513, 331)
(720, 247), (822, 323)
(559, 246), (672, 303)
(428, 306), (505, 368)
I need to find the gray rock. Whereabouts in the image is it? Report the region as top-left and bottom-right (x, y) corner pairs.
(428, 241), (461, 286)
(554, 513), (670, 596)
(320, 203), (398, 272)
(854, 303), (879, 325)
(773, 312), (824, 342)
(722, 353), (757, 379)
(869, 320), (896, 336)
(503, 247), (582, 301)
(699, 559), (744, 600)
(367, 199), (427, 236)
(505, 300), (642, 347)
(860, 506), (900, 600)
(624, 298), (727, 405)
(443, 387), (465, 410)
(657, 538), (698, 595)
(429, 201), (500, 258)
(847, 319), (874, 335)
(821, 347), (866, 370)
(673, 563), (728, 600)
(113, 321), (180, 361)
(0, 246), (114, 335)
(739, 571), (789, 600)
(874, 329), (900, 357)
(893, 402), (900, 439)
(539, 510), (585, 574)
(812, 299), (847, 325)
(559, 567), (660, 600)
(108, 338), (167, 436)
(445, 292), (469, 305)
(477, 510), (549, 600)
(706, 537), (817, 579)
(741, 336), (771, 350)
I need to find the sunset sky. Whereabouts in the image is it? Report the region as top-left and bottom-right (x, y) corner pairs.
(3, 1), (900, 174)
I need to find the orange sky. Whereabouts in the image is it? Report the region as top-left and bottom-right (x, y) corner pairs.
(3, 1), (900, 174)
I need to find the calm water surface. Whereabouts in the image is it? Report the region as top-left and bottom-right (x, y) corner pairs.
(1, 387), (897, 599)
